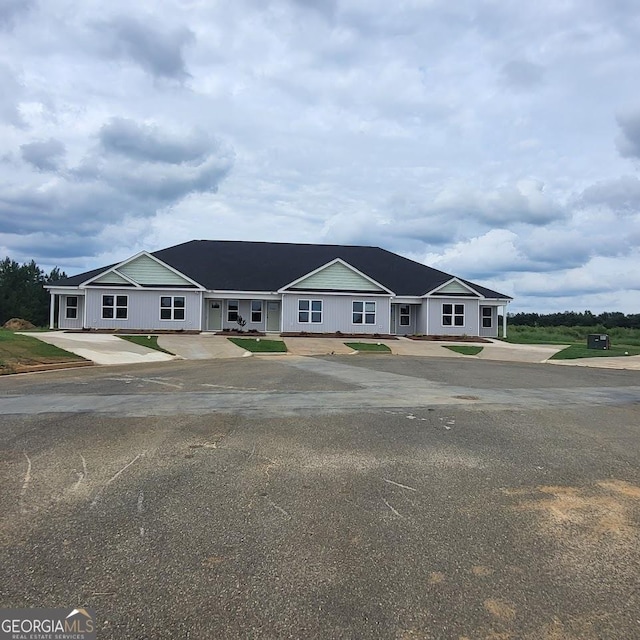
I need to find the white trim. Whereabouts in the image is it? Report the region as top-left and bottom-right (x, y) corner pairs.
(49, 292), (55, 329)
(297, 298), (323, 324)
(64, 295), (79, 320)
(424, 277), (483, 298)
(351, 300), (376, 326)
(80, 251), (205, 290)
(250, 300), (263, 324)
(441, 301), (465, 328)
(159, 294), (187, 322)
(81, 267), (140, 288)
(198, 292), (203, 331)
(278, 258), (395, 295)
(101, 293), (129, 320)
(227, 299), (240, 323)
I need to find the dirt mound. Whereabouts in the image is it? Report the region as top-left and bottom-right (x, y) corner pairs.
(3, 318), (36, 330)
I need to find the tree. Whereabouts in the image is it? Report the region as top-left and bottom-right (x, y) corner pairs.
(0, 257), (67, 326)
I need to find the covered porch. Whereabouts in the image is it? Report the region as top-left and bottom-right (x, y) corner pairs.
(203, 296), (281, 332)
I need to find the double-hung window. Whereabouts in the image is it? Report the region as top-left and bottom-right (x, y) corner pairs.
(442, 303), (464, 327)
(353, 301), (375, 324)
(65, 296), (78, 319)
(160, 296), (185, 320)
(482, 307), (493, 328)
(399, 304), (410, 326)
(227, 300), (239, 322)
(102, 295), (128, 320)
(298, 299), (322, 323)
(251, 300), (263, 323)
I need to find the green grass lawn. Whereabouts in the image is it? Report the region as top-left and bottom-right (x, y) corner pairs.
(550, 344), (640, 360)
(344, 342), (391, 352)
(443, 345), (483, 356)
(228, 337), (288, 352)
(118, 335), (175, 355)
(504, 325), (640, 346)
(0, 329), (87, 373)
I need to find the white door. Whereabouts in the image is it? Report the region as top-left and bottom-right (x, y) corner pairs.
(266, 301), (280, 332)
(208, 301), (222, 331)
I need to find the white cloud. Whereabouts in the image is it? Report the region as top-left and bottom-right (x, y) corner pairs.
(1, 0), (640, 312)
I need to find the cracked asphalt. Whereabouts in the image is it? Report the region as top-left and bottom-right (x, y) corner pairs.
(1, 355), (639, 639)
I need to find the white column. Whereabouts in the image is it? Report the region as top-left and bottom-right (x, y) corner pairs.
(49, 292), (55, 329)
(502, 304), (507, 338)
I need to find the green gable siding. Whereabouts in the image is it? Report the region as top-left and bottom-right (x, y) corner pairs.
(434, 280), (478, 295)
(118, 254), (194, 286)
(290, 262), (384, 292)
(92, 270), (131, 285)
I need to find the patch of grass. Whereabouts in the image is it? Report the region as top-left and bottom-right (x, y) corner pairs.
(118, 335), (174, 355)
(550, 345), (640, 360)
(0, 329), (86, 373)
(504, 325), (640, 346)
(344, 342), (391, 352)
(443, 345), (483, 356)
(228, 338), (287, 352)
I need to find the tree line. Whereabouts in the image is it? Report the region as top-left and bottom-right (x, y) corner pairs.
(0, 258), (66, 327)
(508, 310), (640, 329)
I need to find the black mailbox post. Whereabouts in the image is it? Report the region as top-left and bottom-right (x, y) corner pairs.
(587, 334), (610, 350)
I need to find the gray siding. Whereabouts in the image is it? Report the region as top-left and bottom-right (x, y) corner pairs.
(220, 299), (267, 331)
(58, 294), (84, 330)
(416, 301), (428, 335)
(85, 288), (202, 330)
(282, 294), (391, 334)
(427, 297), (480, 336)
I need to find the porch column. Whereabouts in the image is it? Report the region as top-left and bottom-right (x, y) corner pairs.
(49, 292), (55, 329)
(502, 304), (507, 338)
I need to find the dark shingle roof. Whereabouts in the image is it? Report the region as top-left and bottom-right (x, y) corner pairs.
(50, 240), (511, 299)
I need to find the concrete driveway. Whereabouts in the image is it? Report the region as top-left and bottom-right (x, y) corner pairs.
(22, 331), (175, 365)
(157, 334), (248, 359)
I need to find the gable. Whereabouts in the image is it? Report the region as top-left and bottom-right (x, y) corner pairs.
(429, 279), (480, 296)
(289, 261), (385, 292)
(91, 270), (132, 285)
(118, 254), (194, 286)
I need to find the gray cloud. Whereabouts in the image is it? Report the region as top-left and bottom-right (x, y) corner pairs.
(578, 176), (640, 213)
(20, 138), (66, 171)
(0, 117), (233, 237)
(99, 118), (211, 164)
(0, 0), (35, 31)
(500, 60), (544, 90)
(97, 16), (195, 80)
(616, 110), (640, 159)
(0, 64), (24, 126)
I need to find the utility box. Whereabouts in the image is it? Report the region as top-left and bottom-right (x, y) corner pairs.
(587, 334), (610, 350)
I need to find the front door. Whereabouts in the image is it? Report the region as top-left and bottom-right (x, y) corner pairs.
(266, 301), (280, 332)
(207, 300), (222, 331)
(390, 306), (397, 334)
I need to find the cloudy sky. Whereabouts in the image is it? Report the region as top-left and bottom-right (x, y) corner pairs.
(1, 0), (639, 312)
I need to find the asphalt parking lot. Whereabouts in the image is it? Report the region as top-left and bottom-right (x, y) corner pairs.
(1, 356), (639, 639)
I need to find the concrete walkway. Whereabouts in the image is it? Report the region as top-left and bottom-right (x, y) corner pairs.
(23, 332), (640, 370)
(22, 332), (175, 365)
(157, 334), (248, 359)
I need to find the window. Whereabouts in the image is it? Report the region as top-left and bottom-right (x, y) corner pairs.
(250, 300), (263, 323)
(353, 301), (376, 324)
(102, 295), (128, 319)
(298, 299), (322, 323)
(227, 300), (239, 322)
(442, 303), (464, 327)
(399, 305), (410, 326)
(65, 296), (78, 319)
(482, 307), (493, 328)
(160, 296), (185, 320)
